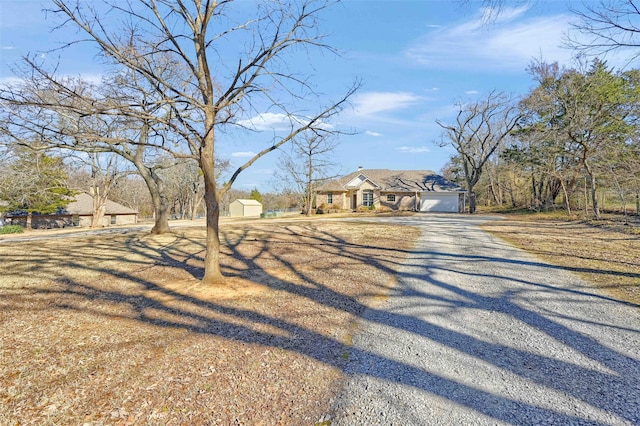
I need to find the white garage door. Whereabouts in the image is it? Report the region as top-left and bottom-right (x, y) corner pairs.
(420, 193), (459, 212)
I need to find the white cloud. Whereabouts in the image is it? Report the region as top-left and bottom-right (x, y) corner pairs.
(236, 112), (333, 132)
(465, 90), (479, 95)
(365, 130), (382, 137)
(353, 91), (422, 116)
(0, 76), (23, 86)
(405, 8), (575, 72)
(0, 72), (104, 87)
(237, 112), (296, 131)
(397, 146), (431, 153)
(231, 151), (257, 158)
(481, 5), (529, 24)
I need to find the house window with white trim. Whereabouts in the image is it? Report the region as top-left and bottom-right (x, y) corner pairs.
(386, 194), (396, 202)
(363, 190), (374, 207)
(327, 192), (333, 204)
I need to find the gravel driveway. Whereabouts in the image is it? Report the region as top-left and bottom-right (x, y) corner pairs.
(329, 215), (640, 425)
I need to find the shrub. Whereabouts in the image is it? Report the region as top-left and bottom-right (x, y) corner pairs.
(0, 225), (25, 234)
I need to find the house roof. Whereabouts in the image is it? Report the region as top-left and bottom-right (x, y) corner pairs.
(318, 169), (464, 193)
(231, 199), (262, 206)
(65, 193), (138, 215)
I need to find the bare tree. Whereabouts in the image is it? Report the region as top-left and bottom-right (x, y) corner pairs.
(67, 152), (130, 228)
(436, 91), (521, 213)
(274, 132), (340, 215)
(567, 0), (640, 63)
(0, 63), (192, 233)
(161, 156), (230, 220)
(37, 0), (357, 284)
(109, 175), (154, 217)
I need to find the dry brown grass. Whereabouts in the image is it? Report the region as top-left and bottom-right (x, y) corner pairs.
(0, 220), (417, 425)
(481, 214), (640, 307)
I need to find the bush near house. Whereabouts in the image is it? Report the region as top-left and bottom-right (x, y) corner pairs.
(0, 225), (24, 234)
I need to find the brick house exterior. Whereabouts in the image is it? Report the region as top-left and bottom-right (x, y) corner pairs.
(316, 169), (465, 213)
(5, 193), (138, 229)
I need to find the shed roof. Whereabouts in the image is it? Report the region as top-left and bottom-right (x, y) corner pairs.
(232, 199), (262, 206)
(318, 169), (464, 193)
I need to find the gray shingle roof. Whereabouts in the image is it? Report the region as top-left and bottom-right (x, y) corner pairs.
(317, 169), (463, 192)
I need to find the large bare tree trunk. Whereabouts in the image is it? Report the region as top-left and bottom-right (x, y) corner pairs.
(90, 187), (108, 228)
(135, 166), (171, 234)
(134, 126), (171, 234)
(201, 140), (224, 285)
(150, 191), (171, 234)
(468, 190), (477, 214)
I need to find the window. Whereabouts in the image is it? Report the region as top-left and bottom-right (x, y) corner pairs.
(386, 194), (396, 202)
(362, 190), (374, 207)
(327, 192), (333, 204)
(110, 215), (117, 225)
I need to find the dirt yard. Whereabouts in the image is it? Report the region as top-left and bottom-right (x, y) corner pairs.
(482, 215), (640, 306)
(0, 219), (418, 425)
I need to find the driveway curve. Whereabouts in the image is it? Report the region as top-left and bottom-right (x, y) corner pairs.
(330, 215), (640, 425)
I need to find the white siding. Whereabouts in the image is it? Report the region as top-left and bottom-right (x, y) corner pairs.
(229, 199), (263, 217)
(420, 193), (459, 213)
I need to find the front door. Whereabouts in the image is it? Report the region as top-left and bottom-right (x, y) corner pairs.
(352, 193), (357, 210)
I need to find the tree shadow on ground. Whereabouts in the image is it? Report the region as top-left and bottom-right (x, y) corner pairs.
(1, 219), (639, 424)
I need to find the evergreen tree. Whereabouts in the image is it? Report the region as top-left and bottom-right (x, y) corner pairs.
(249, 188), (263, 203)
(0, 150), (75, 226)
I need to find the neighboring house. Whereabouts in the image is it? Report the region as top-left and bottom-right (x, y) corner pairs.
(229, 199), (263, 217)
(5, 193), (138, 229)
(316, 169), (466, 213)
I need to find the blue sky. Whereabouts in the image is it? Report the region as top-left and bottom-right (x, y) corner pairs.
(0, 1), (635, 192)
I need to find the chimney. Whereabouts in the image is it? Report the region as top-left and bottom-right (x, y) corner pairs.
(357, 166), (363, 171)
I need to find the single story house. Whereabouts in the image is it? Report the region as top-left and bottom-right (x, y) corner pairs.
(229, 199), (263, 217)
(5, 193), (138, 229)
(316, 169), (466, 213)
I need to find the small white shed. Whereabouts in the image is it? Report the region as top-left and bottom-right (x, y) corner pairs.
(229, 199), (263, 217)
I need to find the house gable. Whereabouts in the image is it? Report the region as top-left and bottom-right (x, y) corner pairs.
(345, 174), (366, 188)
(345, 173), (380, 189)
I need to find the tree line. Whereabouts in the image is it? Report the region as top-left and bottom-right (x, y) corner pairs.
(436, 0), (640, 218)
(437, 59), (640, 219)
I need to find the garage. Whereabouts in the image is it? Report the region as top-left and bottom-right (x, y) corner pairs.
(420, 192), (461, 213)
